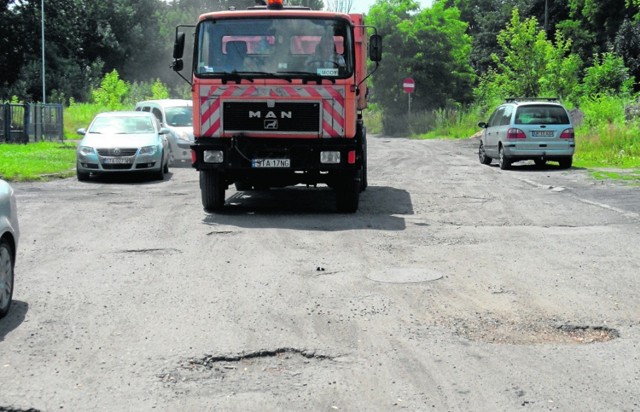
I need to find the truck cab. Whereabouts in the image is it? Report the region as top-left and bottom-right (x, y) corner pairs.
(172, 0), (381, 212)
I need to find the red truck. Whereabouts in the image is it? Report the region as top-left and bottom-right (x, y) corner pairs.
(172, 0), (381, 212)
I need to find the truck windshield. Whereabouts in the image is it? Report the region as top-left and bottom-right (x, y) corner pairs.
(195, 17), (353, 79)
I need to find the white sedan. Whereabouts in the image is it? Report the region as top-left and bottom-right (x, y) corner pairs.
(0, 178), (19, 319)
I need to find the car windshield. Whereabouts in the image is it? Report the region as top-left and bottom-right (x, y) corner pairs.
(195, 17), (353, 79)
(515, 105), (570, 125)
(165, 107), (193, 127)
(89, 116), (155, 134)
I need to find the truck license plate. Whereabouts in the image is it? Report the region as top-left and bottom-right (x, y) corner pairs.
(252, 159), (290, 168)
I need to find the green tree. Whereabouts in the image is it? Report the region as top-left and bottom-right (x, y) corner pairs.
(488, 9), (581, 101)
(581, 52), (634, 97)
(367, 0), (475, 132)
(92, 70), (130, 110)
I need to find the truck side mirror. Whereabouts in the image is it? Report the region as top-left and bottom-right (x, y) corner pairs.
(369, 34), (382, 62)
(173, 32), (185, 59)
(172, 32), (186, 72)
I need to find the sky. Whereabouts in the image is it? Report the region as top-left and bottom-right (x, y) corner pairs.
(347, 0), (434, 14)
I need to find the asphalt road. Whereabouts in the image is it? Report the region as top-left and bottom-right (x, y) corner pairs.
(1, 136), (639, 411)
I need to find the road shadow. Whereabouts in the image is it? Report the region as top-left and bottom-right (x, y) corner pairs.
(487, 162), (587, 173)
(77, 171), (174, 185)
(201, 185), (413, 231)
(0, 300), (28, 342)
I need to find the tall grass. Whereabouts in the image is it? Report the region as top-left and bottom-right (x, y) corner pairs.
(0, 142), (77, 181)
(574, 123), (640, 167)
(64, 102), (121, 139)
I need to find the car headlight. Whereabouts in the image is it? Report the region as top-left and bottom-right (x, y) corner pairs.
(176, 131), (192, 142)
(139, 145), (157, 155)
(78, 146), (95, 155)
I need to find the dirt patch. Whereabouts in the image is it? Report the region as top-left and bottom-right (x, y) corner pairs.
(455, 317), (619, 345)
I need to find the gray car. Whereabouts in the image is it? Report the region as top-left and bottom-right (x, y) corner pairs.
(76, 111), (171, 181)
(135, 100), (194, 166)
(0, 178), (19, 319)
(478, 98), (575, 169)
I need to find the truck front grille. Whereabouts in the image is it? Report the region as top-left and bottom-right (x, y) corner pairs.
(223, 102), (321, 133)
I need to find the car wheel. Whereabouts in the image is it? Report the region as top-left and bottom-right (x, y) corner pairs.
(155, 152), (166, 180)
(499, 145), (511, 170)
(0, 238), (15, 319)
(479, 142), (492, 165)
(201, 171), (225, 211)
(76, 162), (90, 181)
(558, 157), (573, 169)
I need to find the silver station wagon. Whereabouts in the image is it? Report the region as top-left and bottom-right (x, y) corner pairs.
(478, 98), (575, 169)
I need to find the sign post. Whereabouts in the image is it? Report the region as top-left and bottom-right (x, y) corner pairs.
(402, 77), (415, 115)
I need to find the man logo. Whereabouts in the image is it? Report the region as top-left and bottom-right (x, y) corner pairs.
(264, 120), (278, 130)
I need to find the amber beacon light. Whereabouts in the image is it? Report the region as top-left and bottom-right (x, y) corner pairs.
(267, 0), (284, 9)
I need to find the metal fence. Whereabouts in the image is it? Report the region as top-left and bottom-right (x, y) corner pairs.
(0, 103), (64, 143)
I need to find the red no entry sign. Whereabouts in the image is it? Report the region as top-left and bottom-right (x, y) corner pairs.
(402, 77), (415, 93)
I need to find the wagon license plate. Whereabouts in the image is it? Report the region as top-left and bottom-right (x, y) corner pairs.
(531, 131), (554, 137)
(103, 157), (133, 164)
(252, 159), (290, 168)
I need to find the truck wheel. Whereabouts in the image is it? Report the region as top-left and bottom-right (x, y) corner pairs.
(200, 171), (225, 211)
(358, 124), (368, 192)
(336, 175), (360, 213)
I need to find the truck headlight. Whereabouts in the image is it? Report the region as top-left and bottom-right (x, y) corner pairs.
(320, 151), (341, 164)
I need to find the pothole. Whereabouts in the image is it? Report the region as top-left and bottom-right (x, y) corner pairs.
(367, 267), (443, 283)
(455, 318), (619, 345)
(159, 348), (335, 387)
(118, 248), (181, 255)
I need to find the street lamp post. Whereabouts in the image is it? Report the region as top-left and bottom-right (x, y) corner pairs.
(41, 0), (45, 103)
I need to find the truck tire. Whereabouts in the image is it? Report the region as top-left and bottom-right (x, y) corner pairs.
(200, 170), (225, 211)
(336, 175), (360, 213)
(357, 123), (368, 192)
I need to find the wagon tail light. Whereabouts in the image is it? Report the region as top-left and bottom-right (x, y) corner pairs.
(507, 128), (526, 139)
(560, 128), (575, 139)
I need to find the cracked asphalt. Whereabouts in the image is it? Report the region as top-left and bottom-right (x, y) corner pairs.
(1, 136), (639, 411)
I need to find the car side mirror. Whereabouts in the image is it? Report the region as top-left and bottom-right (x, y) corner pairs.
(478, 122), (487, 128)
(159, 127), (171, 135)
(77, 128), (86, 135)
